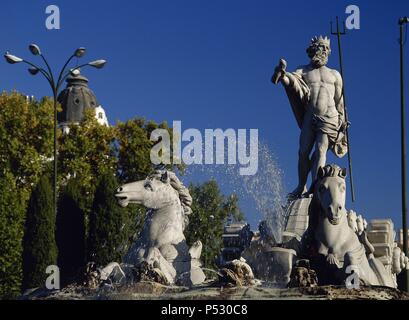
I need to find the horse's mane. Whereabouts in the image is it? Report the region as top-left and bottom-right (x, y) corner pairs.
(317, 164), (347, 180)
(149, 170), (193, 225)
(166, 171), (193, 216)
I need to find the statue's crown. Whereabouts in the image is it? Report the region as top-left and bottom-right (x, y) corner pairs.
(310, 35), (330, 47)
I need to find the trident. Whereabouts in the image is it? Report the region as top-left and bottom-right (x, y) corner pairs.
(331, 16), (356, 202)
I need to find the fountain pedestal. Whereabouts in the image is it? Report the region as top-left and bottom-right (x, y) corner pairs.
(266, 247), (297, 286)
(242, 241), (297, 286)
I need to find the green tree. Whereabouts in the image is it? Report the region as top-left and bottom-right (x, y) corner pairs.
(0, 170), (26, 299)
(88, 173), (134, 266)
(56, 178), (86, 285)
(0, 92), (54, 195)
(58, 109), (117, 219)
(0, 92), (53, 299)
(116, 118), (162, 182)
(185, 180), (244, 270)
(116, 118), (184, 183)
(22, 173), (58, 290)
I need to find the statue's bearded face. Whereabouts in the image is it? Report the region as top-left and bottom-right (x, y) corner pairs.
(308, 42), (331, 68)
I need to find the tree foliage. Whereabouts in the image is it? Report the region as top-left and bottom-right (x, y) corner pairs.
(58, 109), (117, 218)
(0, 92), (53, 299)
(56, 178), (86, 285)
(22, 173), (58, 290)
(116, 119), (182, 182)
(186, 180), (244, 270)
(88, 173), (136, 266)
(0, 170), (26, 299)
(0, 92), (53, 194)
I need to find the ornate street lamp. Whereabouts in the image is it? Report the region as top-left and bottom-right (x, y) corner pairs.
(4, 45), (107, 221)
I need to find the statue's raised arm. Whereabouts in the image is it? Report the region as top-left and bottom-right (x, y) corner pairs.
(272, 59), (310, 129)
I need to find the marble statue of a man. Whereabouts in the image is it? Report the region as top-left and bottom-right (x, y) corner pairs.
(272, 36), (348, 199)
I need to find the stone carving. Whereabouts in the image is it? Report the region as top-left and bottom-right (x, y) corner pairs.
(239, 164), (407, 288)
(365, 219), (409, 286)
(266, 247), (297, 286)
(132, 261), (172, 285)
(99, 262), (126, 285)
(218, 258), (257, 287)
(288, 259), (318, 288)
(272, 36), (348, 199)
(82, 262), (101, 289)
(283, 197), (312, 240)
(115, 170), (206, 286)
(82, 262), (128, 289)
(304, 164), (397, 286)
(392, 245), (408, 275)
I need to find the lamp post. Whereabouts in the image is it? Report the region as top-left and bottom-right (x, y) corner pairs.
(399, 16), (409, 292)
(4, 45), (106, 221)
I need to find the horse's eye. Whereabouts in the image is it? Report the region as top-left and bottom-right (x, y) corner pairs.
(144, 182), (153, 191)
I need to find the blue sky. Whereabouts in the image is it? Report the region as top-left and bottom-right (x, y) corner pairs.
(1, 0), (409, 230)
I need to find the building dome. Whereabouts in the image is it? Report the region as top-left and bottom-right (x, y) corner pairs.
(57, 70), (99, 124)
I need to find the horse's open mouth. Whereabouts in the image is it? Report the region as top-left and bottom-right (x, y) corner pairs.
(115, 194), (129, 207)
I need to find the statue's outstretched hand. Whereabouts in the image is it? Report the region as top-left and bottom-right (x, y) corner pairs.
(272, 58), (287, 84)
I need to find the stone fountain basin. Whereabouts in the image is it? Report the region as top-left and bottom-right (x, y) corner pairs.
(265, 247), (297, 287)
(20, 281), (409, 300)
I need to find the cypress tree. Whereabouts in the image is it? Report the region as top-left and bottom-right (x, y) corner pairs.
(88, 173), (128, 266)
(22, 173), (58, 290)
(56, 178), (86, 285)
(0, 171), (26, 299)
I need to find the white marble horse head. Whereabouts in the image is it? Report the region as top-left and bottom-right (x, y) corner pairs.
(315, 164), (347, 226)
(115, 171), (175, 209)
(115, 170), (192, 213)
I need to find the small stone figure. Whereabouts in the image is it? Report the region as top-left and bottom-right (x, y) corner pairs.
(288, 260), (318, 288)
(82, 262), (100, 289)
(132, 261), (171, 285)
(218, 258), (257, 287)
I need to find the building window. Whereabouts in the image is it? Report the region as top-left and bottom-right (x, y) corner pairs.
(98, 112), (103, 119)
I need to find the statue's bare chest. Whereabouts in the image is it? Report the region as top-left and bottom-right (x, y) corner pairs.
(303, 67), (336, 86)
